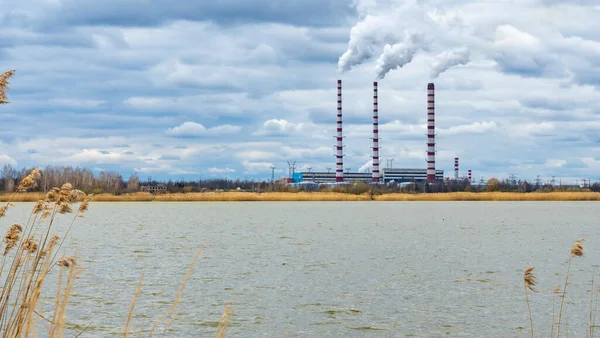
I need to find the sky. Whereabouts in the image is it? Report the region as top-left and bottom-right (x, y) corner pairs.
(1, 0), (599, 183)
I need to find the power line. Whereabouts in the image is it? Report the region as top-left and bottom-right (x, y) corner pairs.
(287, 161), (296, 178)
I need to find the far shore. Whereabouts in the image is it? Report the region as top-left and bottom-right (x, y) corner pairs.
(1, 191), (600, 202)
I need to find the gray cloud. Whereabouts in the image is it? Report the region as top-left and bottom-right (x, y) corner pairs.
(5, 0), (354, 29)
(0, 0), (599, 182)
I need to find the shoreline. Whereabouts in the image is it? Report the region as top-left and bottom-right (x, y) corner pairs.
(2, 191), (600, 202)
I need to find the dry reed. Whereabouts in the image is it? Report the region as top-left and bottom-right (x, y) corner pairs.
(216, 303), (232, 338)
(526, 239), (590, 337)
(5, 191), (600, 202)
(0, 168), (90, 337)
(524, 266), (537, 338)
(0, 70), (16, 104)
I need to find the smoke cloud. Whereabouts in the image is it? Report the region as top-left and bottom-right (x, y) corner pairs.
(338, 0), (472, 80)
(337, 15), (402, 73)
(430, 47), (470, 79)
(358, 159), (373, 173)
(375, 33), (424, 80)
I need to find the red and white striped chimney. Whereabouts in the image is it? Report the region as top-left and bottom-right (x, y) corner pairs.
(336, 80), (344, 182)
(468, 169), (472, 182)
(426, 83), (436, 182)
(372, 81), (380, 183)
(454, 157), (459, 180)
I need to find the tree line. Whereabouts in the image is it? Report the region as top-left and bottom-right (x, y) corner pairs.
(1, 164), (595, 194)
(0, 165), (276, 194)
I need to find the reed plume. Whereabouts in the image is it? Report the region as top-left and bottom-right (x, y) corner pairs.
(0, 70), (16, 104)
(0, 166), (92, 337)
(524, 266), (537, 338)
(556, 239), (585, 337)
(3, 224), (23, 256)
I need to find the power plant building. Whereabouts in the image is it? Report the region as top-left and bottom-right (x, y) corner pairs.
(297, 169), (444, 184)
(292, 80), (444, 185)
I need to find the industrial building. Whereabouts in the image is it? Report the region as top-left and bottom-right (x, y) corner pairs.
(296, 169), (444, 184)
(287, 80), (469, 185)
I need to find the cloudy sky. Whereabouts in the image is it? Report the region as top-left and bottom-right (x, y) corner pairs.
(1, 0), (599, 183)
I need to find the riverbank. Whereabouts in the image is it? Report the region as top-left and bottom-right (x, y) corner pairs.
(2, 191), (600, 202)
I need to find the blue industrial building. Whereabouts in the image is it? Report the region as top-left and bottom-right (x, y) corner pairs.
(295, 168), (444, 184)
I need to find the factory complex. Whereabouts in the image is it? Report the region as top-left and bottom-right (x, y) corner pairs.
(288, 80), (473, 185)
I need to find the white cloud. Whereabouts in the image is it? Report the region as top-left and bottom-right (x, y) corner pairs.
(242, 160), (274, 174)
(443, 121), (498, 135)
(208, 167), (236, 174)
(166, 122), (207, 137)
(254, 119), (308, 136)
(2, 1), (600, 183)
(545, 159), (567, 168)
(166, 122), (241, 137)
(0, 154), (17, 166)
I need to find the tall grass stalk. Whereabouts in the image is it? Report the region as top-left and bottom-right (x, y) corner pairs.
(0, 168), (89, 337)
(556, 239), (584, 337)
(590, 274), (595, 338)
(591, 284), (600, 338)
(552, 285), (560, 338)
(123, 269), (145, 338)
(524, 266), (537, 338)
(216, 303), (232, 338)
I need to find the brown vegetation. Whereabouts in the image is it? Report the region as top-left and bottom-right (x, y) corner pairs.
(0, 169), (231, 337)
(524, 239), (595, 337)
(0, 70), (16, 104)
(4, 191), (600, 202)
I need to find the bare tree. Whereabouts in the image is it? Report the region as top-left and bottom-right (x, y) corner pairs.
(2, 164), (17, 192)
(126, 172), (140, 192)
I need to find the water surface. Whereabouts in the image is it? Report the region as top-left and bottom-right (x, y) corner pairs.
(3, 201), (599, 337)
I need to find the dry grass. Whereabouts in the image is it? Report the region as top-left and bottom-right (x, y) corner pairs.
(377, 191), (600, 201)
(0, 171), (230, 337)
(0, 169), (91, 337)
(0, 70), (16, 104)
(525, 239), (593, 337)
(4, 191), (600, 202)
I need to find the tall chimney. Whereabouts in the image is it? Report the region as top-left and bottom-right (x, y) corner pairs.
(336, 80), (344, 182)
(454, 157), (459, 180)
(372, 81), (380, 183)
(426, 83), (436, 182)
(468, 169), (472, 182)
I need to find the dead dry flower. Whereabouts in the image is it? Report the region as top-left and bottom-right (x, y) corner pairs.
(57, 256), (76, 268)
(571, 240), (584, 257)
(524, 266), (537, 292)
(21, 238), (38, 254)
(3, 224), (23, 256)
(17, 168), (41, 192)
(0, 70), (16, 104)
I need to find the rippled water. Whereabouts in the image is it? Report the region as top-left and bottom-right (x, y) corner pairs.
(3, 201), (600, 337)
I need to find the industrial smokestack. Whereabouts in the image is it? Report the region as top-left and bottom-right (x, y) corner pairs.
(426, 83), (436, 182)
(454, 157), (459, 180)
(372, 81), (380, 183)
(336, 80), (344, 182)
(468, 169), (472, 182)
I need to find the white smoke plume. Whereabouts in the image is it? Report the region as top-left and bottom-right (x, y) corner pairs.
(337, 15), (402, 73)
(430, 47), (470, 79)
(358, 159), (373, 173)
(375, 32), (424, 80)
(338, 0), (471, 80)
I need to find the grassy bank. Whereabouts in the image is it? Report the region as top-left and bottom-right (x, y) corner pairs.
(3, 191), (600, 202)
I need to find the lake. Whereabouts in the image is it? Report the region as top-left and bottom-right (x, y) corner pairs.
(3, 201), (600, 337)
